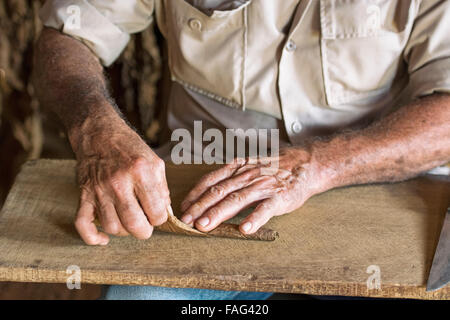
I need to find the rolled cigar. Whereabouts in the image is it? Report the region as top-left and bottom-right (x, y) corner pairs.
(94, 206), (279, 242)
(157, 206), (278, 241)
(207, 223), (279, 241)
(156, 207), (207, 237)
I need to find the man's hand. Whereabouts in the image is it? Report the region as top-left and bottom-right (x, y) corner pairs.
(180, 94), (450, 235)
(72, 114), (170, 245)
(180, 148), (328, 235)
(33, 28), (170, 245)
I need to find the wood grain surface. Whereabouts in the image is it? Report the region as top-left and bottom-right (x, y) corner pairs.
(0, 159), (449, 299)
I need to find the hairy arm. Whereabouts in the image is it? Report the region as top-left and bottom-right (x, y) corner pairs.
(314, 94), (450, 189)
(33, 28), (116, 148)
(34, 27), (170, 245)
(181, 94), (450, 234)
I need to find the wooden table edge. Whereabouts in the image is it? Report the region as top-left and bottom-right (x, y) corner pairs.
(0, 267), (448, 300)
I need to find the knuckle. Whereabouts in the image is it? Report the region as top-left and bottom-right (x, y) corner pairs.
(228, 192), (245, 202)
(252, 208), (273, 221)
(140, 183), (152, 193)
(255, 207), (268, 217)
(125, 221), (142, 234)
(207, 207), (221, 218)
(131, 157), (150, 175)
(245, 168), (262, 179)
(150, 200), (166, 213)
(151, 211), (168, 226)
(180, 199), (191, 210)
(76, 167), (91, 186)
(74, 217), (84, 231)
(122, 216), (144, 233)
(118, 200), (132, 213)
(189, 202), (205, 215)
(93, 184), (105, 197)
(144, 201), (168, 224)
(109, 177), (126, 195)
(79, 187), (94, 201)
(154, 158), (165, 171)
(210, 184), (226, 197)
(97, 201), (109, 214)
(103, 222), (121, 235)
(74, 222), (96, 245)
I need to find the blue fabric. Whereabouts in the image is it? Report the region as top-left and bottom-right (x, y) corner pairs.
(102, 285), (273, 300)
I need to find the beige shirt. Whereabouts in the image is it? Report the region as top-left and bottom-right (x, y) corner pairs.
(40, 0), (450, 145)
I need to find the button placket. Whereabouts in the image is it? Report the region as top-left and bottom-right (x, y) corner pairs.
(277, 0), (313, 145)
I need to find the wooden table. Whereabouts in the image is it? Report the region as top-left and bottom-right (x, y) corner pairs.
(0, 159), (449, 299)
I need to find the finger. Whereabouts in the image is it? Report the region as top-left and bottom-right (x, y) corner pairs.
(129, 157), (170, 226)
(135, 181), (169, 227)
(194, 179), (274, 232)
(239, 198), (280, 235)
(96, 196), (129, 237)
(181, 168), (263, 225)
(180, 160), (246, 212)
(115, 189), (154, 240)
(75, 197), (109, 246)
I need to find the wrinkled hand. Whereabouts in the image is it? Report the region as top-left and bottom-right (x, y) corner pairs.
(180, 148), (328, 235)
(72, 117), (170, 245)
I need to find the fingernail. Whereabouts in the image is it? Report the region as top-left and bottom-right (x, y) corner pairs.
(241, 222), (252, 233)
(181, 214), (192, 224)
(197, 217), (210, 227)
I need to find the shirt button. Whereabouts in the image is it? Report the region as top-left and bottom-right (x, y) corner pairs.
(189, 18), (202, 31)
(286, 40), (297, 52)
(291, 121), (303, 134)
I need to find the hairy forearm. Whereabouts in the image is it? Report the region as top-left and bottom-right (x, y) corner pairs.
(311, 93), (450, 189)
(33, 27), (125, 151)
(33, 30), (170, 245)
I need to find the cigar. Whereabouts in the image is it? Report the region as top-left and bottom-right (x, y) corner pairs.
(207, 223), (279, 241)
(94, 206), (279, 242)
(157, 206), (279, 241)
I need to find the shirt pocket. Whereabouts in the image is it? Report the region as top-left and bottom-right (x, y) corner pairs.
(165, 0), (251, 109)
(319, 0), (417, 108)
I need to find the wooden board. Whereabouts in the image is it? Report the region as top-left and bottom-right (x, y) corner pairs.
(0, 159), (449, 299)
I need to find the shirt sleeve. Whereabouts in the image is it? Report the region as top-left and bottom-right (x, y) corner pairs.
(403, 0), (450, 99)
(39, 0), (154, 66)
